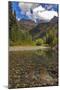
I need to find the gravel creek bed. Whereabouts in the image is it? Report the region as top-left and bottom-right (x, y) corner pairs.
(8, 49), (58, 88)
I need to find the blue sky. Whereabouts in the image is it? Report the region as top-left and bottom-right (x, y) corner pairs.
(12, 2), (29, 20)
(11, 2), (58, 22)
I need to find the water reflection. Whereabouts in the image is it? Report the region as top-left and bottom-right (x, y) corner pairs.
(9, 49), (58, 88)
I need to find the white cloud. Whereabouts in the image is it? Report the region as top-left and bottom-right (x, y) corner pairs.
(26, 11), (32, 19)
(38, 10), (58, 20)
(32, 5), (58, 22)
(19, 3), (32, 12)
(18, 3), (58, 23)
(17, 17), (21, 21)
(18, 2), (39, 12)
(33, 5), (45, 12)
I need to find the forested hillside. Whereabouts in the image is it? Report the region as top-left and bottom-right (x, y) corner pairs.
(9, 2), (35, 46)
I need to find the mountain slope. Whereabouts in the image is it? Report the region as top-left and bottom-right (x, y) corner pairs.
(17, 19), (37, 31)
(50, 16), (58, 23)
(29, 17), (58, 40)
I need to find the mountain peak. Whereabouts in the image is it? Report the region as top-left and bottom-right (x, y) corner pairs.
(50, 16), (58, 23)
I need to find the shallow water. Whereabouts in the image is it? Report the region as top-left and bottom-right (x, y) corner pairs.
(9, 49), (58, 88)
